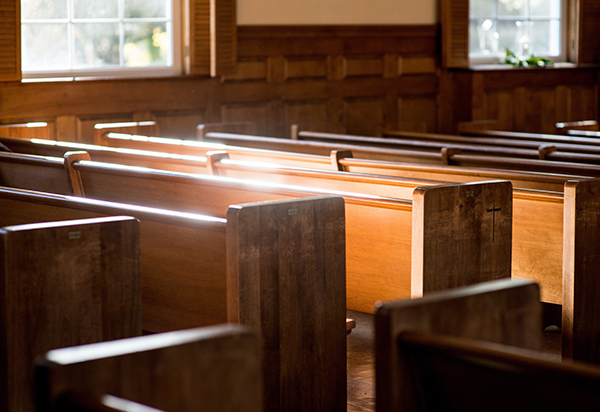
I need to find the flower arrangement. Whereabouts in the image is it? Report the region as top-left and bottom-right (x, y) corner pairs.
(504, 49), (553, 67)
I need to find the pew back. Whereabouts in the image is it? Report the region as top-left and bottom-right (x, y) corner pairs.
(375, 278), (543, 412)
(36, 325), (262, 412)
(393, 331), (600, 412)
(86, 132), (583, 191)
(65, 155), (513, 312)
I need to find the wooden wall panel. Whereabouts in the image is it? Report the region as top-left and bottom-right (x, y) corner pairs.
(285, 100), (330, 135)
(398, 96), (438, 132)
(345, 98), (385, 137)
(154, 111), (206, 139)
(444, 66), (600, 134)
(221, 103), (271, 135)
(0, 24), (598, 141)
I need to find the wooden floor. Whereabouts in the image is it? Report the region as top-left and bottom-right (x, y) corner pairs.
(345, 309), (562, 412)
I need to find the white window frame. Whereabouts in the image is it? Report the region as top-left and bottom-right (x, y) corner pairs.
(21, 0), (182, 80)
(469, 0), (569, 65)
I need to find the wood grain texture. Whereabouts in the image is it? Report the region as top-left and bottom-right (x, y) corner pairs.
(65, 156), (417, 312)
(0, 186), (228, 333)
(411, 180), (513, 296)
(0, 216), (141, 412)
(227, 196), (346, 412)
(563, 178), (600, 364)
(36, 324), (262, 412)
(375, 278), (543, 412)
(0, 151), (73, 195)
(393, 330), (600, 412)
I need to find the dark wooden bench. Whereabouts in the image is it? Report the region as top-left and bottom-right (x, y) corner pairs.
(93, 121), (160, 145)
(0, 216), (141, 412)
(301, 129), (600, 163)
(36, 324), (261, 412)
(63, 153), (513, 313)
(6, 138), (600, 363)
(0, 122), (53, 139)
(556, 120), (599, 134)
(196, 121), (257, 139)
(382, 129), (600, 158)
(201, 131), (600, 177)
(376, 278), (600, 412)
(2, 134), (581, 192)
(0, 187), (347, 412)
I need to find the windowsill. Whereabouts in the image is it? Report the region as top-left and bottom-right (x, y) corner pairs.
(462, 62), (599, 71)
(20, 72), (209, 84)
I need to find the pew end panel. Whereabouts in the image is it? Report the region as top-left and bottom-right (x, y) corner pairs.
(227, 196), (347, 412)
(563, 178), (600, 364)
(375, 278), (543, 412)
(0, 216), (142, 412)
(411, 180), (513, 297)
(35, 324), (262, 412)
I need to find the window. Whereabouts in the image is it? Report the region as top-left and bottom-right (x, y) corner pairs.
(21, 0), (181, 79)
(441, 0), (600, 68)
(469, 0), (565, 62)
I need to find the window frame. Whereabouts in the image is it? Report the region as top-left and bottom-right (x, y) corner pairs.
(20, 0), (183, 80)
(0, 0), (236, 82)
(441, 0), (600, 68)
(468, 0), (569, 65)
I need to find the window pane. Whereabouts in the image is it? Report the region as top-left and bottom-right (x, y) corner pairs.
(73, 23), (120, 68)
(498, 0), (528, 17)
(496, 20), (521, 54)
(470, 0), (495, 18)
(73, 0), (118, 19)
(125, 0), (167, 18)
(530, 0), (561, 18)
(530, 20), (561, 55)
(21, 24), (69, 70)
(470, 19), (499, 55)
(21, 0), (67, 19)
(124, 23), (169, 67)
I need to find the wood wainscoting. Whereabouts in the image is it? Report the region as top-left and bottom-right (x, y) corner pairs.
(0, 25), (598, 142)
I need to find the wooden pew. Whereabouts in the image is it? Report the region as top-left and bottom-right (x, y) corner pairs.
(375, 278), (542, 412)
(0, 187), (347, 412)
(201, 132), (600, 177)
(556, 120), (599, 134)
(565, 129), (600, 139)
(382, 129), (600, 158)
(75, 132), (581, 192)
(0, 144), (579, 334)
(4, 137), (600, 363)
(0, 143), (578, 318)
(376, 278), (600, 412)
(301, 129), (600, 162)
(93, 122), (160, 145)
(0, 216), (141, 412)
(62, 153), (513, 312)
(196, 121), (257, 139)
(36, 324), (261, 412)
(0, 122), (53, 139)
(0, 151), (74, 195)
(461, 128), (600, 148)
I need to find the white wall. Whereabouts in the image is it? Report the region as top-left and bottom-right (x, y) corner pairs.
(237, 0), (438, 25)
